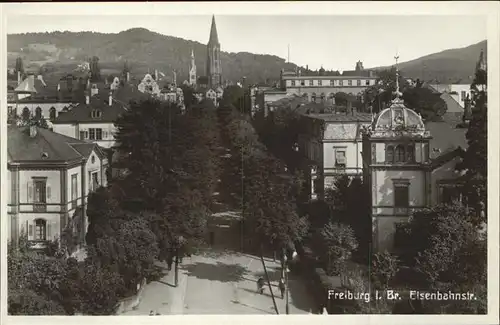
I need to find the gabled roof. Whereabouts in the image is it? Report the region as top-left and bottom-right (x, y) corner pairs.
(52, 94), (128, 124)
(8, 125), (100, 164)
(440, 92), (463, 114)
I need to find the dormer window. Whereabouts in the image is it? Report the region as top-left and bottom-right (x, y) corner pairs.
(41, 152), (49, 159)
(91, 110), (102, 119)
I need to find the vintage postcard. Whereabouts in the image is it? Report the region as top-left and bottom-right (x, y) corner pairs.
(1, 2), (499, 325)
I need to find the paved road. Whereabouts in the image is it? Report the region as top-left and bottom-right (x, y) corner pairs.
(123, 249), (315, 315)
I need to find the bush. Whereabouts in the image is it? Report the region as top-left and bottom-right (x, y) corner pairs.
(370, 251), (399, 289)
(318, 222), (358, 275)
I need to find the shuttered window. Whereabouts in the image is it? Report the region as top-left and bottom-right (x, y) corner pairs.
(335, 150), (346, 168)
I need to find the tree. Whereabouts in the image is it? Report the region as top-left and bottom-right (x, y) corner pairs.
(89, 217), (159, 292)
(316, 222), (358, 276)
(402, 87), (447, 121)
(90, 56), (101, 82)
(363, 67), (446, 120)
(113, 97), (219, 258)
(15, 57), (25, 77)
(456, 53), (487, 213)
(370, 251), (399, 289)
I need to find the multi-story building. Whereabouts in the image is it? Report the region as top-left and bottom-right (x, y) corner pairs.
(280, 63), (377, 102)
(7, 125), (108, 250)
(362, 66), (470, 252)
(297, 108), (373, 200)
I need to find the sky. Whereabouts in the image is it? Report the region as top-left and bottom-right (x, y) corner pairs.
(5, 9), (488, 71)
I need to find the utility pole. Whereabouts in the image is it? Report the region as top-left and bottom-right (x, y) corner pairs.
(261, 245), (279, 314)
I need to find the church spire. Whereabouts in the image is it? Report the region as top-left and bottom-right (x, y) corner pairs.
(208, 15), (219, 45)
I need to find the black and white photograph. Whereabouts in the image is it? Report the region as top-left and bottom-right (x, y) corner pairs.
(1, 2), (499, 324)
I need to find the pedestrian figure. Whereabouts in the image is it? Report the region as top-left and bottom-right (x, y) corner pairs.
(257, 277), (265, 294)
(149, 310), (155, 316)
(278, 278), (286, 299)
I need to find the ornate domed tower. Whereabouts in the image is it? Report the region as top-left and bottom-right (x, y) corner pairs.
(362, 56), (432, 252)
(206, 15), (222, 88)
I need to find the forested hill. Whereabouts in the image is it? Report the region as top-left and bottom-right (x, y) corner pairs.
(8, 28), (486, 85)
(373, 40), (487, 83)
(7, 28), (298, 84)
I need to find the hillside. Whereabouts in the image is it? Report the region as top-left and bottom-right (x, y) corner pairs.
(373, 40), (487, 83)
(7, 28), (486, 86)
(7, 28), (298, 85)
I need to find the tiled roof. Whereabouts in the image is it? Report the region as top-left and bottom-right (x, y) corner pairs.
(8, 125), (97, 163)
(425, 121), (467, 159)
(52, 94), (128, 124)
(341, 70), (376, 77)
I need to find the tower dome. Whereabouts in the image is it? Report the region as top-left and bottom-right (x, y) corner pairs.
(371, 98), (425, 132)
(367, 55), (428, 137)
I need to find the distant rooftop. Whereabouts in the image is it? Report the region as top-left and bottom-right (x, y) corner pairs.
(305, 112), (373, 123)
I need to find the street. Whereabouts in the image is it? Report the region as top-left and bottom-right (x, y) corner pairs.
(123, 249), (316, 315)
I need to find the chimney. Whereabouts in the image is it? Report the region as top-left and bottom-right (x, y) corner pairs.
(30, 125), (37, 138)
(17, 71), (21, 86)
(85, 92), (90, 105)
(155, 69), (158, 81)
(127, 72), (130, 82)
(109, 91), (113, 106)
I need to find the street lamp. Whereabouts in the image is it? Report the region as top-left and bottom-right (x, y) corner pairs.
(174, 235), (184, 287)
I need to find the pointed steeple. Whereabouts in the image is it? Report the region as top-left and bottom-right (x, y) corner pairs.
(208, 15), (219, 45)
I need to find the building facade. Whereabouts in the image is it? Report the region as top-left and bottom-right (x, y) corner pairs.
(297, 110), (372, 200)
(7, 125), (108, 250)
(280, 64), (377, 102)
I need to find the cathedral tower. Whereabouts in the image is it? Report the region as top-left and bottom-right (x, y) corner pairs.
(189, 49), (197, 86)
(206, 15), (222, 88)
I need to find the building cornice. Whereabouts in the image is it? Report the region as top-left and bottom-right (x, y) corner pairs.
(8, 158), (84, 170)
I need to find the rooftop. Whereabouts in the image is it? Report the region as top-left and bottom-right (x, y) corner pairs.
(52, 94), (128, 124)
(305, 112), (373, 122)
(8, 125), (99, 163)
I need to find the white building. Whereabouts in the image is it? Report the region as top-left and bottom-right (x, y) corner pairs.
(52, 92), (128, 149)
(297, 109), (372, 200)
(7, 125), (108, 250)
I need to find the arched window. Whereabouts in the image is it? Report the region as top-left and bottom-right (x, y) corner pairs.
(49, 107), (56, 120)
(35, 106), (42, 119)
(394, 145), (406, 163)
(34, 219), (47, 241)
(386, 145), (394, 163)
(406, 145), (415, 163)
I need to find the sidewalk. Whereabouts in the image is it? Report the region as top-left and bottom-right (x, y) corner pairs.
(122, 261), (189, 315)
